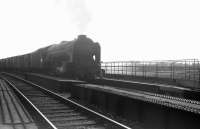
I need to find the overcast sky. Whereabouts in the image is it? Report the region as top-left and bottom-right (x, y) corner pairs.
(0, 0), (199, 61)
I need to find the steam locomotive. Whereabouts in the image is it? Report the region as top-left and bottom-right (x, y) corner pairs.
(0, 35), (101, 79)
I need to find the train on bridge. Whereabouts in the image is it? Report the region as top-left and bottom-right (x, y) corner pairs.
(0, 35), (200, 129)
(0, 35), (101, 79)
(0, 35), (199, 88)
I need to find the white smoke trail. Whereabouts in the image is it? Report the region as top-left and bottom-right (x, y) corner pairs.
(55, 0), (91, 34)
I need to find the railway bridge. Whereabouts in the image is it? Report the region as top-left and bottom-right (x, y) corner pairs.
(0, 36), (199, 129)
(0, 58), (200, 129)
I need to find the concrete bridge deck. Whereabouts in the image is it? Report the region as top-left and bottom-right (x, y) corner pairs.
(0, 79), (38, 129)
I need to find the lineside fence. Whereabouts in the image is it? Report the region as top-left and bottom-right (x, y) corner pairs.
(101, 59), (200, 87)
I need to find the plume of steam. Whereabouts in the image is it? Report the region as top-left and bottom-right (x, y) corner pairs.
(55, 0), (91, 34)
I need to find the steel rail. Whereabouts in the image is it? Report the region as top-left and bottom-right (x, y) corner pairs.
(1, 76), (57, 129)
(2, 72), (132, 129)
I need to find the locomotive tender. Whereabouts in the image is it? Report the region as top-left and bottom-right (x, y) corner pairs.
(0, 35), (101, 79)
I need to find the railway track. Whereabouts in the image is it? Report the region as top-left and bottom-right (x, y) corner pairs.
(25, 73), (200, 110)
(1, 74), (131, 129)
(4, 72), (200, 114)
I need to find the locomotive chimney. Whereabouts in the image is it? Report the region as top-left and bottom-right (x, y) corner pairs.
(78, 35), (87, 40)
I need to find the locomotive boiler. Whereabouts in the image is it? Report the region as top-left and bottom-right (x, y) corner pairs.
(0, 35), (101, 79)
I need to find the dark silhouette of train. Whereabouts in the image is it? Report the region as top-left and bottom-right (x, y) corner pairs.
(0, 35), (101, 79)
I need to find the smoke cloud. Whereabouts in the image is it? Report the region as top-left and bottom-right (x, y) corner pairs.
(56, 0), (91, 34)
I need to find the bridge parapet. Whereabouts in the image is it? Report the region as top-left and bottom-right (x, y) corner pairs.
(101, 59), (200, 88)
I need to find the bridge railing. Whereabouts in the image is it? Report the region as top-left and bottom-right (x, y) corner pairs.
(101, 59), (200, 87)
